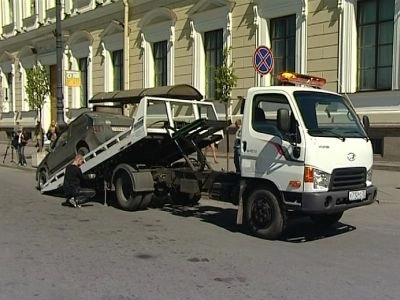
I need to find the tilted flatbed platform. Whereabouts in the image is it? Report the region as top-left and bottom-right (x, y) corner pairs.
(39, 86), (229, 193)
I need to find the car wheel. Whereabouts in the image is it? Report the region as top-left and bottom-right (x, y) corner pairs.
(37, 168), (48, 191)
(77, 146), (89, 156)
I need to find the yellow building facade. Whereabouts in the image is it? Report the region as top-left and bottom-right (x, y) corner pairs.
(1, 0), (399, 159)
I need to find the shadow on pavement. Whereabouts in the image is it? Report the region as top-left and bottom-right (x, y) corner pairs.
(281, 217), (356, 243)
(158, 203), (356, 242)
(45, 190), (356, 242)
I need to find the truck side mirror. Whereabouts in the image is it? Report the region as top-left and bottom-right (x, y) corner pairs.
(362, 115), (370, 134)
(277, 108), (290, 132)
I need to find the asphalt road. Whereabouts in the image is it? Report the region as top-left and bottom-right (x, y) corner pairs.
(0, 167), (399, 300)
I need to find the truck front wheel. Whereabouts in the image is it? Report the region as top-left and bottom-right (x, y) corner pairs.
(246, 189), (286, 240)
(310, 212), (343, 227)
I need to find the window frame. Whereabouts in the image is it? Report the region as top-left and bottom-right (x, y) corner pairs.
(112, 49), (123, 91)
(253, 0), (307, 86)
(356, 0), (394, 91)
(78, 57), (89, 107)
(338, 0), (400, 92)
(139, 8), (176, 88)
(270, 14), (296, 85)
(189, 0), (233, 97)
(204, 29), (223, 100)
(153, 40), (168, 87)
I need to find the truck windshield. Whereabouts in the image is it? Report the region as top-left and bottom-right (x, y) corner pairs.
(293, 91), (367, 139)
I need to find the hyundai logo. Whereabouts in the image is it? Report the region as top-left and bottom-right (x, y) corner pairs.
(347, 152), (356, 161)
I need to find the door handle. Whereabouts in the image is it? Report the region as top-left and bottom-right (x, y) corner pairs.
(242, 141), (247, 152)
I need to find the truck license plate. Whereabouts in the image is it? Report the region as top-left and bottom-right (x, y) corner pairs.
(348, 190), (366, 201)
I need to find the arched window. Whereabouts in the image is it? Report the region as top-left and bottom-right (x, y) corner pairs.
(188, 0), (234, 99)
(0, 51), (16, 113)
(253, 0), (307, 86)
(139, 8), (177, 88)
(67, 31), (94, 107)
(99, 20), (124, 91)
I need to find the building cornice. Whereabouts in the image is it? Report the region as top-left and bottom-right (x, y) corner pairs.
(0, 1), (124, 52)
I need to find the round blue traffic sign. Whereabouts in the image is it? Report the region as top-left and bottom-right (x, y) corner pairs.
(253, 46), (274, 76)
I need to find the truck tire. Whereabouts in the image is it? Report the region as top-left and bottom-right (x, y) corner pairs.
(246, 189), (286, 240)
(115, 171), (142, 211)
(139, 193), (153, 210)
(310, 212), (343, 227)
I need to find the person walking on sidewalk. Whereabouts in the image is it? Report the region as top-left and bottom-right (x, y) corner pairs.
(63, 153), (96, 207)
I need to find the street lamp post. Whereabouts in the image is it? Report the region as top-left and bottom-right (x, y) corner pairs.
(56, 0), (66, 129)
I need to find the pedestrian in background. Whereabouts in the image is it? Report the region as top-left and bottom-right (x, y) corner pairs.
(47, 120), (58, 143)
(34, 120), (45, 151)
(205, 143), (218, 164)
(16, 127), (27, 166)
(234, 119), (242, 174)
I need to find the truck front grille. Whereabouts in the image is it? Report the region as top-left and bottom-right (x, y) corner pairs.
(330, 167), (366, 191)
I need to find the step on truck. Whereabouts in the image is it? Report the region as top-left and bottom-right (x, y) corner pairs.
(38, 75), (377, 239)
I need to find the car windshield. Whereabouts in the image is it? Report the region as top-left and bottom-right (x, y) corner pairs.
(293, 91), (367, 139)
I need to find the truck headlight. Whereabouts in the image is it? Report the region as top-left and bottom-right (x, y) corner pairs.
(304, 166), (331, 190)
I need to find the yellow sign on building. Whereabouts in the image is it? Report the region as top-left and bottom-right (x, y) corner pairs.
(65, 70), (81, 87)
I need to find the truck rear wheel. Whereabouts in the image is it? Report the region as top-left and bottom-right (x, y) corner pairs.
(140, 193), (153, 210)
(310, 212), (343, 227)
(115, 171), (142, 211)
(246, 189), (286, 240)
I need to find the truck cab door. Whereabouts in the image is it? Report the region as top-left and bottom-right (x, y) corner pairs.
(240, 92), (305, 184)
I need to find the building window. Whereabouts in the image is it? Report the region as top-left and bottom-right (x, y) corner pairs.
(153, 40), (167, 87)
(270, 15), (296, 85)
(357, 0), (394, 91)
(78, 57), (88, 107)
(23, 0), (36, 18)
(5, 72), (13, 108)
(30, 0), (36, 15)
(5, 0), (14, 24)
(47, 0), (55, 9)
(204, 29), (223, 100)
(112, 50), (123, 91)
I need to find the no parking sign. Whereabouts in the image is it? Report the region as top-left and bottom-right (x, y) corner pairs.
(253, 46), (274, 76)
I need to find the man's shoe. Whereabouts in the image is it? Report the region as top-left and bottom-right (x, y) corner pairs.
(67, 197), (78, 208)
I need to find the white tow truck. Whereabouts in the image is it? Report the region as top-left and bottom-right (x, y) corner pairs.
(38, 74), (377, 239)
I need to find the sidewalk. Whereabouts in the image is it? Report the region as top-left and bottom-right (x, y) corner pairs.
(0, 142), (37, 172)
(0, 141), (399, 172)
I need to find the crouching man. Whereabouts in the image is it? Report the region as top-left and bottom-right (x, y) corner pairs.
(63, 153), (96, 207)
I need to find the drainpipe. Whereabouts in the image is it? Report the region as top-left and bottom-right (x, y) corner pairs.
(123, 0), (129, 90)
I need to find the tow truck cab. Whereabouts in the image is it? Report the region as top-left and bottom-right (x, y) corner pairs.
(238, 72), (377, 238)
